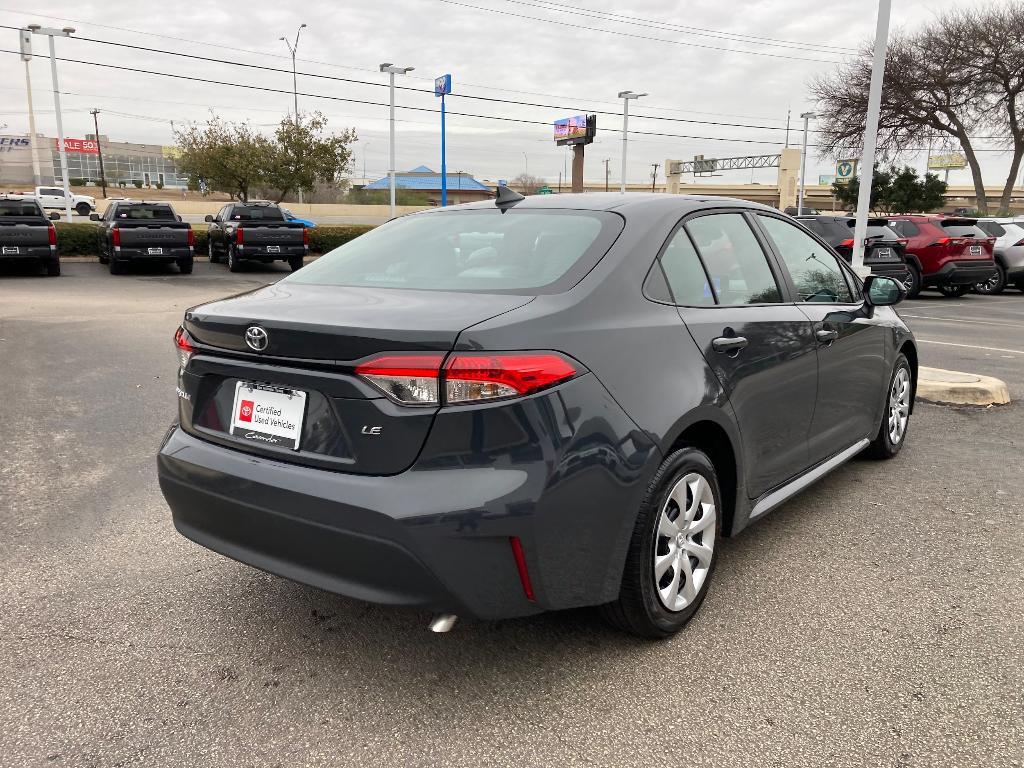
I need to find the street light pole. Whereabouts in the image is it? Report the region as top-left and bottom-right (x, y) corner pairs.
(523, 152), (528, 177)
(29, 24), (75, 222)
(851, 0), (892, 276)
(618, 90), (646, 194)
(380, 63), (414, 219)
(280, 23), (306, 204)
(18, 29), (42, 186)
(90, 109), (107, 199)
(798, 111), (815, 215)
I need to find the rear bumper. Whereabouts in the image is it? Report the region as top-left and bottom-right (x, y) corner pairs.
(115, 246), (193, 261)
(237, 244), (307, 261)
(157, 374), (657, 620)
(867, 263), (910, 281)
(0, 245), (55, 261)
(924, 259), (998, 286)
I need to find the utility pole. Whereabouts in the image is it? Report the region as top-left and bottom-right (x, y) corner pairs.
(19, 29), (42, 186)
(618, 90), (646, 194)
(650, 162), (659, 192)
(90, 109), (107, 198)
(785, 107), (791, 148)
(380, 63), (414, 219)
(798, 112), (815, 215)
(280, 23), (306, 204)
(29, 24), (74, 222)
(603, 158), (610, 191)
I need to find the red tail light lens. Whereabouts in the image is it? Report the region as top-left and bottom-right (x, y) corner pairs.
(355, 354), (444, 405)
(235, 227), (244, 245)
(187, 228), (195, 247)
(174, 326), (195, 370)
(111, 227), (121, 247)
(509, 536), (536, 602)
(1015, 238), (1024, 247)
(302, 227), (309, 246)
(897, 238), (909, 246)
(445, 353), (577, 403)
(47, 224), (56, 246)
(839, 238), (854, 248)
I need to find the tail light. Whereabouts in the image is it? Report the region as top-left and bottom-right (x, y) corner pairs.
(174, 326), (195, 370)
(509, 536), (536, 602)
(839, 238), (854, 248)
(355, 352), (580, 406)
(111, 227), (121, 247)
(47, 224), (56, 246)
(235, 227), (244, 245)
(896, 238), (909, 247)
(302, 227), (309, 247)
(187, 228), (195, 247)
(1014, 238), (1024, 247)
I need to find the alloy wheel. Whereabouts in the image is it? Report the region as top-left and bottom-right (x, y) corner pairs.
(653, 472), (716, 612)
(888, 367), (911, 444)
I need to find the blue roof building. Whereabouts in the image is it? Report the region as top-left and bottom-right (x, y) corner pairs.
(363, 166), (493, 203)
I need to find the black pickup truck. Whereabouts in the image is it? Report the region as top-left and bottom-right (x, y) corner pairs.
(205, 202), (308, 272)
(91, 201), (194, 275)
(0, 196), (60, 276)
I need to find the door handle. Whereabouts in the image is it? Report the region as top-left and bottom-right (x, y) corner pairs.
(712, 335), (749, 353)
(816, 329), (839, 344)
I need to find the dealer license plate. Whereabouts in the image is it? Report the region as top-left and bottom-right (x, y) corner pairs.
(267, 245), (281, 253)
(148, 247), (163, 255)
(2, 246), (18, 254)
(970, 245), (982, 255)
(230, 382), (307, 450)
(874, 247), (892, 259)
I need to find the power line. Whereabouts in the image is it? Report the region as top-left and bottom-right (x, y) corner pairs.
(436, 0), (847, 64)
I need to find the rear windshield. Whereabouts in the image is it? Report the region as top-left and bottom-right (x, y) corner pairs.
(798, 218), (848, 242)
(231, 206), (284, 221)
(285, 209), (623, 293)
(116, 204), (175, 219)
(0, 200), (43, 217)
(939, 220), (985, 238)
(842, 219), (900, 240)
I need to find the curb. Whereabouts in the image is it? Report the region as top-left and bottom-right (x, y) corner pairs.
(917, 366), (1011, 407)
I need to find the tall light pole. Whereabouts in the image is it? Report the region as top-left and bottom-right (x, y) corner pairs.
(522, 152), (528, 177)
(380, 63), (414, 220)
(18, 29), (42, 186)
(28, 24), (74, 222)
(618, 90), (646, 194)
(798, 111), (816, 215)
(280, 23), (306, 204)
(851, 0), (892, 276)
(362, 140), (370, 183)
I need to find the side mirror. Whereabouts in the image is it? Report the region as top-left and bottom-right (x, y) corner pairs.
(863, 274), (906, 307)
(49, 211), (61, 221)
(89, 213), (101, 221)
(204, 215), (214, 223)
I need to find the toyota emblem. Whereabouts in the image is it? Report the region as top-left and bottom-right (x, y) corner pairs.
(245, 325), (269, 352)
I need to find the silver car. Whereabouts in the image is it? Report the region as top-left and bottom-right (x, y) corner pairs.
(975, 218), (1024, 294)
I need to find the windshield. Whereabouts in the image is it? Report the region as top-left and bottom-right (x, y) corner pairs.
(285, 209), (622, 293)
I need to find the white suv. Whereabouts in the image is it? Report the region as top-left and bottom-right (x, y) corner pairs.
(975, 218), (1024, 294)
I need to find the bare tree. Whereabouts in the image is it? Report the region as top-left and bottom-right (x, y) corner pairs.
(509, 173), (543, 194)
(811, 3), (1024, 215)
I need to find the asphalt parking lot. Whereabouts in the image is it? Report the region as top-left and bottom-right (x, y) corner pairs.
(1, 262), (1022, 767)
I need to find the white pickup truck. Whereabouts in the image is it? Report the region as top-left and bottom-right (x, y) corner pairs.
(15, 186), (98, 216)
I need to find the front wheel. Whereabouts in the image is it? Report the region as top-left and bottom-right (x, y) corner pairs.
(227, 244), (241, 272)
(939, 284), (970, 298)
(974, 264), (1006, 295)
(600, 447), (722, 638)
(864, 353), (912, 460)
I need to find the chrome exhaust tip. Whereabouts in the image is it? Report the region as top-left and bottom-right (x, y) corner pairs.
(428, 614), (458, 633)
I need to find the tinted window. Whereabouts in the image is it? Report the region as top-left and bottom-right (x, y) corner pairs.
(286, 210), (621, 293)
(116, 204), (175, 220)
(685, 213), (782, 305)
(660, 228), (715, 306)
(889, 220), (919, 237)
(231, 206), (285, 221)
(0, 200), (43, 217)
(758, 214), (854, 303)
(41, 188), (64, 196)
(978, 221), (1006, 237)
(939, 221), (985, 238)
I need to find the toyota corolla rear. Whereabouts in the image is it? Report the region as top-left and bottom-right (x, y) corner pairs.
(157, 205), (656, 621)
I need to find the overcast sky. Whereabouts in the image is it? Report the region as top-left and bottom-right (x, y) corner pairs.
(1, 0), (1010, 188)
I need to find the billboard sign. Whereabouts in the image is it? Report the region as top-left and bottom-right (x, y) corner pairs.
(835, 159), (857, 184)
(818, 174), (836, 185)
(554, 114), (595, 146)
(434, 74), (452, 97)
(57, 138), (99, 154)
(928, 153), (966, 170)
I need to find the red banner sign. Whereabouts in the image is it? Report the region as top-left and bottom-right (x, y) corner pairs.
(56, 138), (99, 154)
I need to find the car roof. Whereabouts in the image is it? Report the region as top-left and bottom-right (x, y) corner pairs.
(422, 192), (780, 217)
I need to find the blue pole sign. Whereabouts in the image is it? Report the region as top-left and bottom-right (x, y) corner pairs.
(435, 74), (452, 206)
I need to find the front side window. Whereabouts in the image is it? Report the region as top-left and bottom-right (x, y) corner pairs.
(659, 228), (715, 306)
(758, 214), (854, 303)
(286, 209), (622, 293)
(685, 213), (782, 305)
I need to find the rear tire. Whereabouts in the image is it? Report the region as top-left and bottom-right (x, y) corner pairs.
(227, 244), (241, 272)
(974, 264), (1006, 295)
(177, 256), (194, 274)
(288, 254), (304, 272)
(109, 258), (125, 275)
(903, 264), (922, 299)
(208, 239), (219, 264)
(600, 447), (722, 639)
(45, 259), (60, 277)
(75, 202), (91, 216)
(864, 353), (912, 460)
(1017, 280), (1024, 293)
(939, 284), (970, 298)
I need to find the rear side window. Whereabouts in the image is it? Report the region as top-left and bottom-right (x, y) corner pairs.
(758, 214), (854, 303)
(0, 200), (42, 217)
(285, 209), (622, 294)
(889, 220), (919, 238)
(685, 213), (782, 305)
(232, 206), (284, 221)
(659, 228), (715, 306)
(977, 221), (1006, 237)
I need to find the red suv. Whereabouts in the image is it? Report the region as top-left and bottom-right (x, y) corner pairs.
(887, 216), (997, 297)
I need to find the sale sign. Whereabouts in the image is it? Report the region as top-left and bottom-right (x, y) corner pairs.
(56, 138), (99, 154)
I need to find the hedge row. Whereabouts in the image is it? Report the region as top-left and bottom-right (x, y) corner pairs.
(54, 223), (375, 257)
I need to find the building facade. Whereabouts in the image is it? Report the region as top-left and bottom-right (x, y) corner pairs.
(0, 133), (184, 190)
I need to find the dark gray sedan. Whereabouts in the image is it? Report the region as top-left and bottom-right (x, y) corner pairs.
(158, 192), (916, 638)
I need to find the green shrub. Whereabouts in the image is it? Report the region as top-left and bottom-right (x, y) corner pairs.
(308, 225), (374, 253)
(69, 177), (85, 187)
(54, 223), (101, 256)
(155, 181), (164, 190)
(133, 180), (143, 189)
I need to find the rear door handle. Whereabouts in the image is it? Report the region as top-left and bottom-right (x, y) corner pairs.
(712, 336), (749, 353)
(816, 329), (839, 344)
